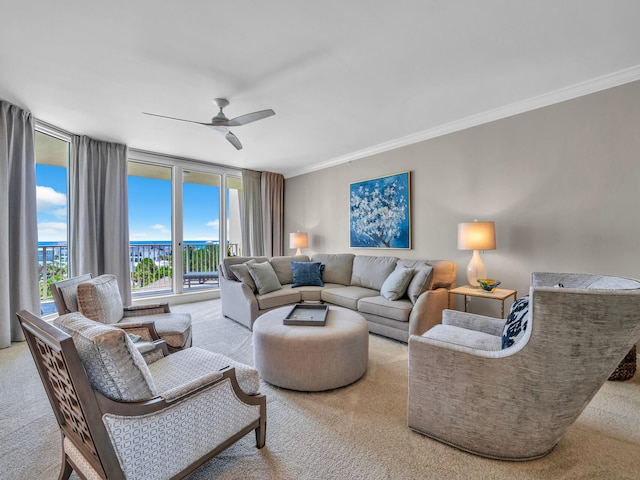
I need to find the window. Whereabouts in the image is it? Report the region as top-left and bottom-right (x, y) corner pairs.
(35, 129), (70, 314)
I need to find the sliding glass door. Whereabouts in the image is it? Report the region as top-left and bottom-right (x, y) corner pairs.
(128, 162), (173, 295)
(182, 170), (222, 290)
(127, 151), (241, 298)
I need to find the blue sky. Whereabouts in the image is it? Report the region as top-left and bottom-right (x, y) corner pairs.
(36, 165), (221, 243)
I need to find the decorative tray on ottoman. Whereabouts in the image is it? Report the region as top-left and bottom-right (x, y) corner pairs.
(283, 304), (328, 326)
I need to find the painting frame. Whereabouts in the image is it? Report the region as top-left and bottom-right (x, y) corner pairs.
(349, 171), (411, 249)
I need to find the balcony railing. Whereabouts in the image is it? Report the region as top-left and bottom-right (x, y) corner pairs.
(39, 244), (69, 300)
(39, 242), (239, 308)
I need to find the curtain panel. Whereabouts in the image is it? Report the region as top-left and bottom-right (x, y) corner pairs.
(261, 171), (284, 257)
(240, 169), (264, 256)
(70, 136), (131, 303)
(0, 101), (40, 348)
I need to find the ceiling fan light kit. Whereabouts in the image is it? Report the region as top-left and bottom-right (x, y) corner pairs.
(143, 98), (275, 150)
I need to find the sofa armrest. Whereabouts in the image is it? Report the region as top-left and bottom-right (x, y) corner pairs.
(408, 287), (450, 336)
(116, 320), (161, 342)
(442, 309), (505, 336)
(123, 303), (170, 316)
(219, 273), (260, 330)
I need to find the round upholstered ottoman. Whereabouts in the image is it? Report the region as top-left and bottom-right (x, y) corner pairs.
(253, 306), (369, 391)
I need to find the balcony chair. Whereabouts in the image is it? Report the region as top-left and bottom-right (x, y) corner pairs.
(52, 274), (192, 352)
(17, 309), (266, 480)
(408, 272), (640, 461)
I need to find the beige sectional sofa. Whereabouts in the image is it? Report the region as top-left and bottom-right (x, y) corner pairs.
(219, 253), (456, 342)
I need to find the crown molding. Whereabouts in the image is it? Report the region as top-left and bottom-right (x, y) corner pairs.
(285, 65), (640, 178)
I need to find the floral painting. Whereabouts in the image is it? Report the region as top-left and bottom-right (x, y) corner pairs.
(350, 171), (411, 249)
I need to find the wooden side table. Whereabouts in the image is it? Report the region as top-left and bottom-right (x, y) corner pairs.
(448, 285), (517, 318)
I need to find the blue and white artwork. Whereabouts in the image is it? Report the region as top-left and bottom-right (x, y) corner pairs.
(350, 171), (411, 249)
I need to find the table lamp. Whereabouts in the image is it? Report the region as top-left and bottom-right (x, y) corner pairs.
(457, 221), (496, 287)
(289, 231), (308, 256)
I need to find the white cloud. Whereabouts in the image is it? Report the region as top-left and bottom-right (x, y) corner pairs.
(151, 224), (166, 230)
(36, 186), (66, 213)
(130, 232), (149, 240)
(206, 220), (219, 227)
(38, 221), (67, 242)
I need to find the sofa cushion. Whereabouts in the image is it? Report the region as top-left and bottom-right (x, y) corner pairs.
(53, 312), (157, 401)
(256, 287), (301, 310)
(311, 253), (355, 285)
(76, 274), (123, 325)
(502, 296), (530, 349)
(321, 286), (379, 310)
(270, 255), (310, 285)
(397, 260), (435, 304)
(424, 324), (502, 351)
(357, 296), (413, 322)
(229, 260), (257, 292)
(148, 347), (260, 396)
(247, 261), (282, 295)
(351, 255), (399, 291)
(291, 261), (324, 287)
(380, 267), (415, 300)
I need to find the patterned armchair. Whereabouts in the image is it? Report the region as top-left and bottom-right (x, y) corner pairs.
(52, 274), (192, 352)
(408, 272), (640, 461)
(17, 310), (266, 480)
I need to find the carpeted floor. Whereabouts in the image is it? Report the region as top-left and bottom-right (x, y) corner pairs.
(2, 299), (640, 479)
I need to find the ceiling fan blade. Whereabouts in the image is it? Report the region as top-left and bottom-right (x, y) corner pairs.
(143, 112), (207, 125)
(225, 131), (243, 150)
(208, 125), (243, 150)
(224, 109), (275, 127)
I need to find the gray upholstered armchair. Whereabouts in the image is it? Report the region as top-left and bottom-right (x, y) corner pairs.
(52, 274), (192, 352)
(408, 272), (640, 461)
(17, 310), (266, 480)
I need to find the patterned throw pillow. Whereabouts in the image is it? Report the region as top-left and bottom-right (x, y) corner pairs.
(501, 296), (530, 349)
(291, 261), (325, 287)
(54, 312), (157, 401)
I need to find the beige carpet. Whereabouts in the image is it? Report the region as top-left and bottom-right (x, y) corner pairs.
(2, 299), (640, 479)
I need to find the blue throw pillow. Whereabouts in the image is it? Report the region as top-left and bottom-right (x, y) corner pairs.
(291, 261), (324, 287)
(501, 296), (529, 349)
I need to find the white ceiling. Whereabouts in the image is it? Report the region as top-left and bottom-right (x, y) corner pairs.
(2, 1), (640, 178)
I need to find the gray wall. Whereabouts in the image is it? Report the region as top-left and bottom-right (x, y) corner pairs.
(284, 80), (640, 317)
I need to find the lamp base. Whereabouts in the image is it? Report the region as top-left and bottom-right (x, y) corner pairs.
(295, 248), (302, 256)
(466, 250), (487, 287)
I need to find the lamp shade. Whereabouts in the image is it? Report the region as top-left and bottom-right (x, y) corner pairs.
(457, 222), (496, 251)
(289, 231), (308, 256)
(289, 232), (308, 249)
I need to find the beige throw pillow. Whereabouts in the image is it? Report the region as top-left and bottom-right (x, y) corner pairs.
(229, 260), (257, 292)
(246, 261), (282, 295)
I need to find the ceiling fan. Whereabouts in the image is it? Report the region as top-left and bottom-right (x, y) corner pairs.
(143, 98), (275, 150)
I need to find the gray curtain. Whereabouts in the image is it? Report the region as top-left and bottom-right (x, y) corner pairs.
(261, 171), (284, 257)
(69, 136), (131, 303)
(0, 101), (40, 348)
(240, 169), (264, 256)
